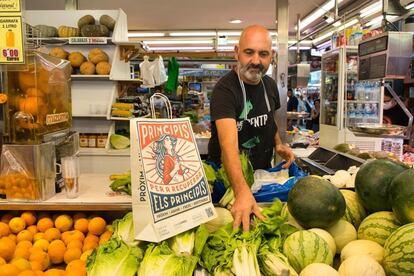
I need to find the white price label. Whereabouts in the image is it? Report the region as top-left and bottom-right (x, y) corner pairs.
(69, 37), (108, 44)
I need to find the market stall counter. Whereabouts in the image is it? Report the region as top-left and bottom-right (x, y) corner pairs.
(0, 174), (132, 211)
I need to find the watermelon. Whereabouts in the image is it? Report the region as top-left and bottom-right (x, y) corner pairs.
(287, 176), (345, 229)
(283, 230), (333, 273)
(340, 189), (367, 229)
(389, 169), (414, 224)
(357, 211), (401, 246)
(383, 223), (414, 275)
(355, 159), (407, 212)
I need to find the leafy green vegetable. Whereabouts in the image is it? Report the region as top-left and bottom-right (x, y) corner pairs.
(258, 247), (298, 276)
(203, 161), (216, 184)
(169, 229), (195, 255)
(205, 207), (234, 233)
(110, 134), (130, 149)
(138, 242), (198, 276)
(218, 152), (255, 209)
(194, 224), (210, 257)
(112, 212), (135, 245)
(232, 243), (261, 276)
(86, 237), (142, 276)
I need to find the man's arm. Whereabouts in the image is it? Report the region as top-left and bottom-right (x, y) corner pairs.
(274, 130), (295, 169)
(216, 118), (264, 231)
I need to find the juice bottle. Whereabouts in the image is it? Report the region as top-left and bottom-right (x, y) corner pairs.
(6, 29), (14, 47)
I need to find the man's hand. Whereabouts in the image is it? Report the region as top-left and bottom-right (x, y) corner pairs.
(276, 144), (295, 169)
(231, 185), (265, 232)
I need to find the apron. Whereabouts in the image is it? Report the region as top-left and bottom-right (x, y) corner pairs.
(237, 72), (276, 169)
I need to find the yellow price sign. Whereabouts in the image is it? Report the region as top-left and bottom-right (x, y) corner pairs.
(0, 0), (21, 13)
(0, 15), (24, 64)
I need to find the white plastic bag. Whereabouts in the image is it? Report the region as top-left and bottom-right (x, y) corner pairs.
(152, 55), (167, 85)
(139, 55), (155, 88)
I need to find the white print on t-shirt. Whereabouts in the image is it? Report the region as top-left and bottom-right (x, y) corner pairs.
(237, 114), (268, 131)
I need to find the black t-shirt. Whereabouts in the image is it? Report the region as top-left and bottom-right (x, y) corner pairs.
(208, 70), (281, 170)
(287, 96), (298, 111)
(383, 104), (409, 126)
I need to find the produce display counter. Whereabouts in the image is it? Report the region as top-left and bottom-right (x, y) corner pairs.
(0, 174), (132, 211)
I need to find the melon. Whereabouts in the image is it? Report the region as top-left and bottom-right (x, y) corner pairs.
(340, 189), (367, 229)
(389, 169), (414, 224)
(283, 230), (333, 273)
(287, 176), (345, 229)
(357, 211), (401, 246)
(340, 239), (384, 263)
(383, 223), (414, 276)
(299, 263), (339, 276)
(355, 159), (407, 212)
(326, 220), (357, 254)
(338, 255), (385, 276)
(308, 228), (336, 256)
(281, 204), (303, 230)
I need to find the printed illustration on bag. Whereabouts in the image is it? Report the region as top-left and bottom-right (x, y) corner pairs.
(136, 120), (211, 222)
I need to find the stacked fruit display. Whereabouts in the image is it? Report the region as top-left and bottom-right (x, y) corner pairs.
(0, 211), (111, 275)
(282, 158), (414, 275)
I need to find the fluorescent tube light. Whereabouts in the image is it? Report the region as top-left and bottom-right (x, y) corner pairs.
(325, 16), (335, 23)
(333, 21), (342, 27)
(313, 31), (334, 43)
(365, 15), (397, 27)
(360, 1), (382, 18)
(300, 0), (344, 30)
(288, 40), (313, 44)
(316, 40), (331, 49)
(288, 46), (311, 50)
(143, 40), (212, 45)
(217, 46), (235, 51)
(148, 46), (214, 51)
(169, 31), (216, 36)
(337, 19), (359, 31)
(406, 2), (414, 9)
(128, 32), (165, 37)
(217, 31), (241, 36)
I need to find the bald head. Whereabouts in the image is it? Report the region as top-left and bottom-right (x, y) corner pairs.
(235, 25), (274, 84)
(239, 25), (272, 50)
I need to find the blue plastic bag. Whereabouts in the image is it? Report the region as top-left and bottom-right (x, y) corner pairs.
(211, 161), (307, 203)
(253, 161), (307, 202)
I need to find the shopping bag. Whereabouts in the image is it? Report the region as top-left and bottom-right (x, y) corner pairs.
(131, 93), (216, 242)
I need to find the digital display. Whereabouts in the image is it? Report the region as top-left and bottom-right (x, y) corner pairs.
(188, 82), (202, 92)
(359, 36), (388, 57)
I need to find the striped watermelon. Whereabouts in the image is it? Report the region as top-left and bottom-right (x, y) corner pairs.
(283, 230), (333, 273)
(383, 223), (414, 275)
(357, 211), (401, 246)
(340, 189), (366, 228)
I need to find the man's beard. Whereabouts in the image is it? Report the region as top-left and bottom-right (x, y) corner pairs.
(239, 62), (267, 83)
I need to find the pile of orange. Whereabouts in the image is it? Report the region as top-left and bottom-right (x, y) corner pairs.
(0, 211), (112, 275)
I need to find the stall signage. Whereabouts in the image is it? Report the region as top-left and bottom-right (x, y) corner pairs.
(69, 37), (108, 44)
(0, 15), (24, 64)
(46, 112), (69, 125)
(0, 0), (21, 13)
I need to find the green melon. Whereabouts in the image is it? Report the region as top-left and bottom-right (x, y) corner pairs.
(287, 176), (345, 229)
(281, 204), (304, 230)
(357, 211), (401, 246)
(355, 159), (407, 213)
(389, 169), (414, 224)
(383, 223), (414, 275)
(340, 189), (367, 229)
(283, 230), (333, 273)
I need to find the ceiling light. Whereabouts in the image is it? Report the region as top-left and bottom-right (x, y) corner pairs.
(169, 31), (216, 36)
(406, 2), (414, 9)
(300, 0), (344, 30)
(148, 46), (214, 51)
(128, 32), (165, 37)
(217, 31), (242, 36)
(365, 15), (397, 27)
(337, 19), (359, 31)
(288, 40), (313, 44)
(269, 31), (278, 36)
(325, 16), (335, 23)
(217, 46), (235, 51)
(229, 19), (242, 24)
(333, 21), (342, 27)
(288, 46), (311, 50)
(360, 1), (382, 18)
(316, 40), (331, 49)
(143, 40), (212, 45)
(313, 30), (334, 43)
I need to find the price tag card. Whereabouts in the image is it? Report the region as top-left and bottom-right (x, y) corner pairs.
(0, 0), (21, 13)
(0, 15), (24, 64)
(69, 37), (108, 44)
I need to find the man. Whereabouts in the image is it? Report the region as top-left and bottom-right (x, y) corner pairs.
(383, 88), (409, 127)
(287, 89), (298, 112)
(208, 25), (295, 231)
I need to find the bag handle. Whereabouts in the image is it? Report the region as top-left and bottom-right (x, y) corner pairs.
(150, 93), (172, 119)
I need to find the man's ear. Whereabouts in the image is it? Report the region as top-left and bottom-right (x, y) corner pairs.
(234, 44), (239, 61)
